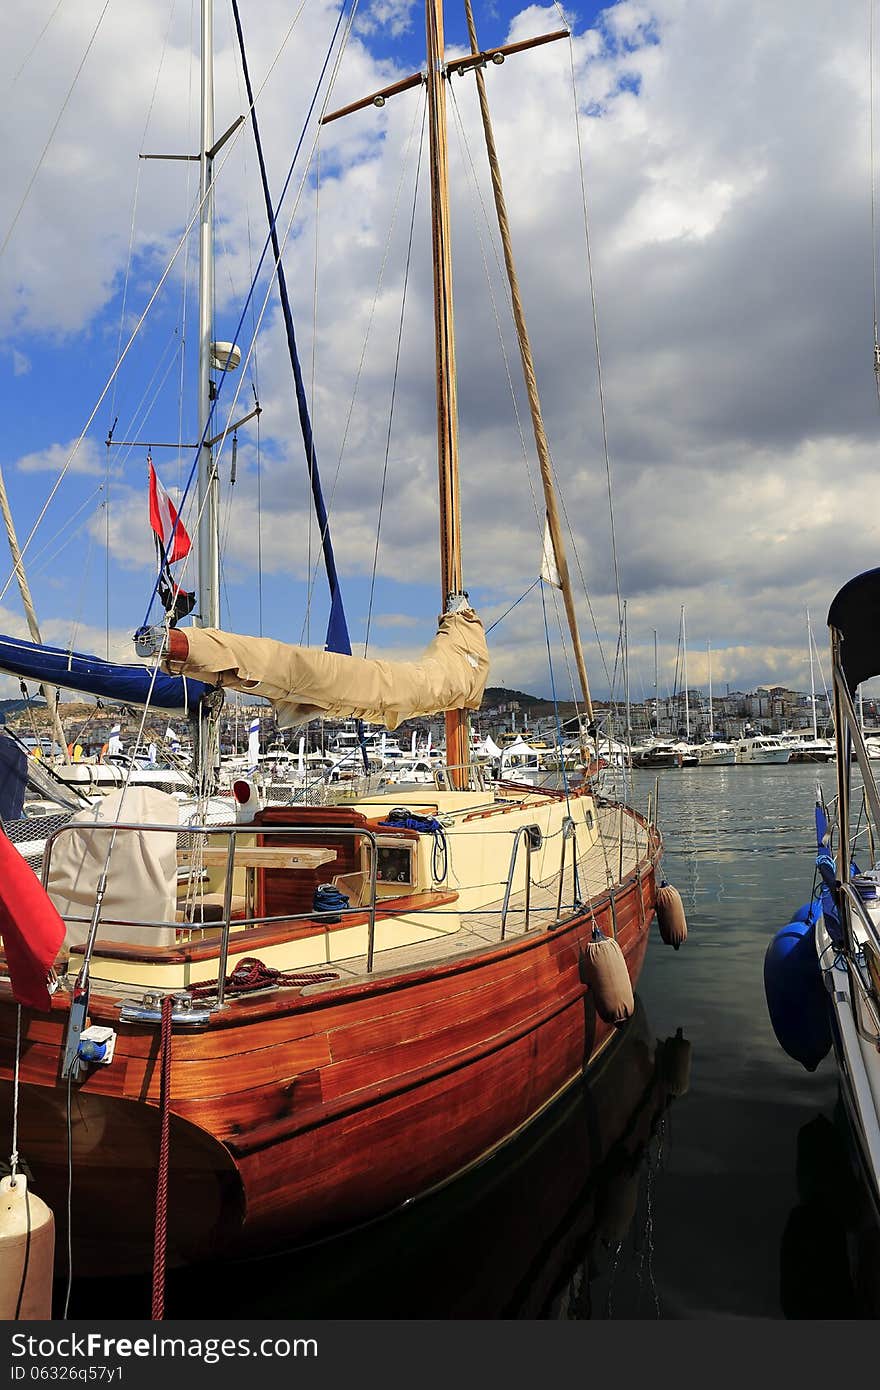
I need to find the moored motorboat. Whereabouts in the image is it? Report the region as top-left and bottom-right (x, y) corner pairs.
(696, 739), (736, 765)
(732, 734), (791, 764)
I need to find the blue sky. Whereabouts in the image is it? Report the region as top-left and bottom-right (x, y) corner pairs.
(3, 1), (880, 710)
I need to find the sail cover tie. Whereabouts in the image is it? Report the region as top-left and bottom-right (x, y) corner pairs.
(161, 608), (490, 730)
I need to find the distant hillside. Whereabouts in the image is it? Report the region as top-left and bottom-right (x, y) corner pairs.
(0, 697), (46, 722)
(481, 687), (544, 708)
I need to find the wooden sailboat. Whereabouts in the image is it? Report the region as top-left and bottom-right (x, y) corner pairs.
(0, 0), (667, 1279)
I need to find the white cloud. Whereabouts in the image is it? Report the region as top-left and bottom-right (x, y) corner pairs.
(372, 611), (420, 627)
(357, 1), (418, 38)
(15, 438), (105, 476)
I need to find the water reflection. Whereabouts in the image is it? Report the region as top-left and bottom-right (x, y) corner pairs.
(780, 1102), (880, 1319)
(61, 998), (691, 1320)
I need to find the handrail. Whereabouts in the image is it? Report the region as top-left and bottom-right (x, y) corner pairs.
(500, 825), (539, 939)
(434, 761), (490, 791)
(42, 819), (380, 999)
(556, 815), (578, 919)
(833, 883), (880, 1043)
(838, 881), (880, 963)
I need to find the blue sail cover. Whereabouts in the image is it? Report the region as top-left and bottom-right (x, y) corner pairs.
(0, 632), (209, 711)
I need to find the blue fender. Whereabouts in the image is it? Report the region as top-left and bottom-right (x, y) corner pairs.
(789, 901), (818, 925)
(763, 917), (832, 1072)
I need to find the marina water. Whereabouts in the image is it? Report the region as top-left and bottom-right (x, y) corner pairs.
(61, 763), (880, 1319)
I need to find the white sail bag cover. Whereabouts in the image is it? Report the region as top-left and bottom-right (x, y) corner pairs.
(47, 787), (179, 952)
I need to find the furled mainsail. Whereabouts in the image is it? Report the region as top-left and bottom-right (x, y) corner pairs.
(161, 608), (490, 729)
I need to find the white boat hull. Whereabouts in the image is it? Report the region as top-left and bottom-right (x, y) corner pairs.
(817, 915), (880, 1216)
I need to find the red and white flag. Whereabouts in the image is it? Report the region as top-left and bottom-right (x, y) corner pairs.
(0, 829), (65, 1012)
(148, 456), (191, 563)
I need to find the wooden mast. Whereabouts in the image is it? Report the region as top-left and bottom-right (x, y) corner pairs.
(320, 15), (572, 783)
(463, 0), (593, 725)
(426, 0), (469, 787)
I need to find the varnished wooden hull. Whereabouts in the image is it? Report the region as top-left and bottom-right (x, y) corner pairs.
(0, 832), (658, 1276)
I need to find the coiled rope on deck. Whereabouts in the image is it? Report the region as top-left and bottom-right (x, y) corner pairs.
(189, 957), (338, 1000)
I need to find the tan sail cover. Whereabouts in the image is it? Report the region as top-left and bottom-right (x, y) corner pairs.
(164, 608), (490, 730)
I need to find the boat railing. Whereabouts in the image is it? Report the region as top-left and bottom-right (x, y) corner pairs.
(42, 819), (382, 1002)
(836, 882), (880, 1042)
(500, 823), (543, 938)
(434, 761), (492, 791)
(556, 815), (579, 919)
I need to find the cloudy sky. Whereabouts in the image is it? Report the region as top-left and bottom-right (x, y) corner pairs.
(0, 0), (878, 713)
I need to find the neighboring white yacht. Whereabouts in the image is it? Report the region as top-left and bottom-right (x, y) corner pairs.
(779, 730), (835, 762)
(696, 740), (736, 765)
(51, 750), (194, 794)
(378, 757), (438, 786)
(732, 734), (792, 764)
(327, 725), (408, 771)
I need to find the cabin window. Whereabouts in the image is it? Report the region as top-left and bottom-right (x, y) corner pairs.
(585, 809), (594, 829)
(375, 843), (414, 886)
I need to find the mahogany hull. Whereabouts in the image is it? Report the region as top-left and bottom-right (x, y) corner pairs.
(0, 852), (658, 1275)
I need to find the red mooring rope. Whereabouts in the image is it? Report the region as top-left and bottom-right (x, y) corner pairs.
(189, 956), (338, 999)
(151, 993), (174, 1320)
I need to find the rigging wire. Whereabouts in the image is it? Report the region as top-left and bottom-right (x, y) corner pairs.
(10, 0), (67, 87)
(108, 0), (179, 433)
(148, 0), (359, 629)
(229, 0), (355, 658)
(297, 59), (418, 645)
(0, 0), (111, 261)
(446, 82), (543, 540)
(138, 0), (363, 631)
(558, 6), (623, 638)
(446, 78), (583, 721)
(539, 579), (574, 826)
(26, 483), (104, 577)
(177, 0), (198, 498)
(484, 578), (541, 635)
(229, 13), (263, 633)
(66, 524), (97, 658)
(0, 0), (312, 609)
(307, 144), (323, 646)
(871, 0), (880, 401)
(364, 94), (428, 657)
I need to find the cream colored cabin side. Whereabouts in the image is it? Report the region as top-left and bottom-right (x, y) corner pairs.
(59, 788), (608, 995)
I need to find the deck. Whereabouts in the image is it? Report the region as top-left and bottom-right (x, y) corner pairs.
(302, 804), (655, 989)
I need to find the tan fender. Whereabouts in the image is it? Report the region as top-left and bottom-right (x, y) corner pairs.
(584, 935), (634, 1026)
(0, 1174), (55, 1320)
(656, 881), (688, 950)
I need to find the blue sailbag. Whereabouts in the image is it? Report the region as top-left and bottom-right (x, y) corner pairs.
(0, 631), (208, 712)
